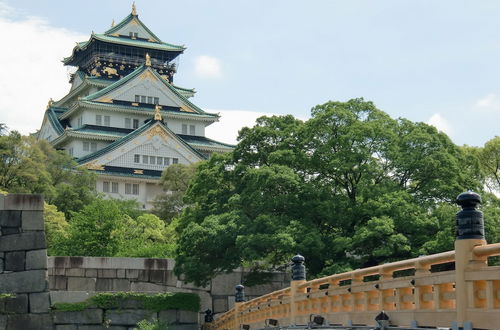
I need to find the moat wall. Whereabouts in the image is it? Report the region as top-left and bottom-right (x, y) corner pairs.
(48, 256), (290, 314)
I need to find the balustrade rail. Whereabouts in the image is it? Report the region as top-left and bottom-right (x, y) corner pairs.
(206, 192), (500, 330)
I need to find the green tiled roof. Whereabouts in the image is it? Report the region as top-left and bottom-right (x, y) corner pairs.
(47, 108), (65, 135)
(178, 134), (235, 150)
(77, 120), (205, 165)
(104, 13), (164, 45)
(81, 64), (217, 117)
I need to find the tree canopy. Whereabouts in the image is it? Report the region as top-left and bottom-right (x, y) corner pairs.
(174, 98), (492, 286)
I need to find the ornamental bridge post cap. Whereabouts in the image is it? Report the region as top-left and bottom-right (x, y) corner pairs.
(291, 254), (305, 264)
(455, 191), (485, 240)
(456, 190), (482, 208)
(235, 284), (245, 302)
(291, 254), (306, 281)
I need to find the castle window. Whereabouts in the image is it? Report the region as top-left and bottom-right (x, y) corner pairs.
(141, 95), (146, 103)
(125, 183), (131, 194)
(132, 184), (139, 195)
(83, 142), (89, 151)
(182, 124), (188, 134)
(147, 96), (153, 104)
(163, 157), (170, 166)
(125, 118), (131, 129)
(149, 156), (155, 164)
(134, 154), (140, 163)
(189, 125), (195, 135)
(157, 157), (163, 165)
(133, 119), (139, 129)
(104, 116), (110, 127)
(172, 158), (179, 164)
(154, 97), (159, 104)
(90, 142), (97, 152)
(142, 155), (148, 164)
(96, 115), (102, 125)
(68, 148), (74, 156)
(135, 95), (140, 102)
(111, 182), (119, 193)
(103, 181), (110, 192)
(129, 32), (138, 38)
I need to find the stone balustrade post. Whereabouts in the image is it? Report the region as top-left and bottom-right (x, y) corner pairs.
(454, 191), (487, 327)
(290, 254), (306, 326)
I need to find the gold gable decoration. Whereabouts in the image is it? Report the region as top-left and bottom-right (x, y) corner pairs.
(154, 105), (162, 121)
(46, 98), (54, 110)
(180, 105), (195, 113)
(145, 53), (151, 66)
(143, 125), (169, 140)
(133, 169), (144, 174)
(85, 161), (105, 171)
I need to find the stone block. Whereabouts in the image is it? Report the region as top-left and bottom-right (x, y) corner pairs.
(178, 310), (198, 324)
(6, 313), (52, 330)
(212, 297), (228, 313)
(1, 227), (20, 235)
(137, 270), (149, 281)
(3, 194), (43, 211)
(29, 292), (50, 313)
(21, 210), (45, 231)
(170, 325), (198, 330)
(5, 251), (25, 271)
(86, 268), (98, 277)
(112, 279), (131, 291)
(50, 275), (68, 290)
(26, 249), (47, 270)
(68, 277), (96, 291)
(55, 325), (78, 330)
(228, 295), (235, 310)
(79, 326), (128, 330)
(4, 293), (28, 313)
(53, 309), (103, 324)
(211, 272), (242, 296)
(0, 231), (46, 251)
(50, 291), (94, 304)
(149, 270), (167, 283)
(245, 281), (285, 296)
(143, 258), (170, 270)
(0, 270), (47, 293)
(65, 268), (85, 277)
(125, 269), (139, 279)
(116, 269), (125, 278)
(54, 267), (66, 275)
(95, 278), (113, 291)
(105, 309), (156, 325)
(196, 291), (212, 312)
(0, 210), (21, 227)
(158, 310), (177, 323)
(130, 282), (166, 292)
(97, 269), (116, 278)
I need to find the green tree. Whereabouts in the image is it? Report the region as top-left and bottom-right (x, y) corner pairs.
(0, 132), (96, 217)
(479, 136), (500, 193)
(174, 98), (487, 285)
(44, 202), (69, 256)
(114, 213), (176, 258)
(153, 163), (199, 222)
(61, 199), (129, 256)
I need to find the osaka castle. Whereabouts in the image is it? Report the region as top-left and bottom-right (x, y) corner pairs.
(37, 4), (233, 209)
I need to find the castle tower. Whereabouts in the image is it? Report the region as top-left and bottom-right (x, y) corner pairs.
(37, 4), (233, 209)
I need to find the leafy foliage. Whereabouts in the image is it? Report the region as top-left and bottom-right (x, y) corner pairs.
(174, 98), (493, 286)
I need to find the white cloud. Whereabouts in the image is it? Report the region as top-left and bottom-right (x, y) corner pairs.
(193, 55), (222, 79)
(0, 4), (87, 134)
(205, 110), (275, 145)
(426, 113), (453, 136)
(476, 93), (496, 107)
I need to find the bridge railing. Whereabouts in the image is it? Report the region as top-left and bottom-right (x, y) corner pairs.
(206, 191), (500, 330)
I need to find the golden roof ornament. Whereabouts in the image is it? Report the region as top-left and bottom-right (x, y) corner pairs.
(154, 105), (162, 121)
(132, 2), (137, 16)
(46, 98), (54, 109)
(145, 53), (151, 66)
(111, 19), (115, 27)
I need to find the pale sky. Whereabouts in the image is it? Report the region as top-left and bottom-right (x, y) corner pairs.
(1, 0), (499, 146)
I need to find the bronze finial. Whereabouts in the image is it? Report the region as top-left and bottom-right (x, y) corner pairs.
(145, 53), (151, 66)
(154, 104), (162, 121)
(46, 98), (54, 109)
(132, 2), (137, 16)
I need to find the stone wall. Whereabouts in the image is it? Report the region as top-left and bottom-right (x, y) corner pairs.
(48, 256), (290, 314)
(0, 194), (53, 329)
